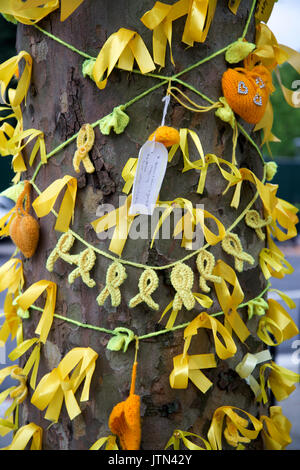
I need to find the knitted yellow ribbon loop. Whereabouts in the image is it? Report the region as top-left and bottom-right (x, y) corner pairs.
(97, 261), (127, 308)
(129, 269), (159, 311)
(245, 209), (272, 240)
(46, 232), (76, 271)
(170, 263), (195, 312)
(196, 249), (222, 293)
(73, 123), (95, 174)
(68, 247), (96, 288)
(221, 233), (255, 272)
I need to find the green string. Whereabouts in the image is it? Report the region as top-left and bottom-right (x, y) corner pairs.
(29, 281), (271, 342)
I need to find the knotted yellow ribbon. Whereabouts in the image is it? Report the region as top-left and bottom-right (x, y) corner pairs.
(32, 175), (77, 232)
(92, 28), (155, 90)
(0, 0), (84, 23)
(90, 435), (118, 450)
(73, 123), (95, 174)
(257, 298), (299, 347)
(0, 293), (23, 347)
(259, 232), (294, 280)
(91, 194), (136, 256)
(31, 347), (98, 422)
(212, 259), (250, 343)
(9, 337), (41, 389)
(0, 50), (32, 107)
(121, 158), (138, 194)
(196, 249), (222, 293)
(16, 280), (57, 344)
(182, 0), (217, 47)
(165, 429), (212, 450)
(0, 365), (27, 418)
(0, 257), (24, 296)
(269, 197), (299, 242)
(129, 268), (159, 311)
(1, 422), (43, 450)
(183, 312), (237, 360)
(169, 353), (216, 393)
(235, 350), (272, 398)
(97, 261), (127, 308)
(207, 406), (262, 450)
(260, 406), (292, 450)
(221, 233), (255, 273)
(259, 361), (300, 404)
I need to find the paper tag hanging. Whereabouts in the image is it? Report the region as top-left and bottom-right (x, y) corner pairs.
(129, 139), (168, 215)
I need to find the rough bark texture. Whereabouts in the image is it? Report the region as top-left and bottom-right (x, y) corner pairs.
(17, 0), (268, 450)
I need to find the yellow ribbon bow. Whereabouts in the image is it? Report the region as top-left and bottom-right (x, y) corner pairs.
(169, 352), (216, 394)
(31, 347), (98, 422)
(92, 28), (155, 90)
(235, 350), (272, 398)
(32, 175), (77, 232)
(259, 361), (300, 404)
(91, 194), (136, 256)
(0, 293), (23, 347)
(207, 406), (262, 450)
(0, 365), (28, 419)
(0, 51), (32, 107)
(257, 297), (299, 347)
(212, 259), (250, 343)
(260, 406), (292, 450)
(1, 422), (43, 450)
(165, 429), (212, 450)
(269, 197), (299, 242)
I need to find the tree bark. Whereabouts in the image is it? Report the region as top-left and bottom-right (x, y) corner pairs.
(17, 0), (268, 450)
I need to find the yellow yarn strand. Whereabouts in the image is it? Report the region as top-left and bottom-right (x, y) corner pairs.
(221, 233), (255, 272)
(129, 269), (159, 311)
(97, 261), (127, 308)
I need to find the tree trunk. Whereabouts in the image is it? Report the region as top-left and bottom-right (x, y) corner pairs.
(16, 1), (268, 450)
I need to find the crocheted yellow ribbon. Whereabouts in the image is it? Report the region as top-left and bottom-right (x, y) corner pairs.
(221, 232), (255, 272)
(129, 269), (159, 311)
(73, 123), (95, 174)
(97, 261), (127, 308)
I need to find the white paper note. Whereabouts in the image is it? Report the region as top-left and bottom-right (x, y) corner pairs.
(129, 140), (168, 216)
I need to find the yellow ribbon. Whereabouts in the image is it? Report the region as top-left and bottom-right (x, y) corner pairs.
(129, 268), (159, 311)
(165, 429), (212, 450)
(260, 232), (294, 280)
(257, 298), (299, 347)
(196, 249), (222, 293)
(91, 194), (136, 256)
(121, 158), (138, 194)
(212, 259), (250, 343)
(259, 361), (300, 404)
(73, 123), (95, 174)
(92, 28), (155, 90)
(0, 51), (32, 107)
(235, 350), (272, 398)
(0, 1), (84, 24)
(0, 293), (23, 347)
(260, 406), (292, 450)
(207, 406), (262, 450)
(221, 233), (254, 273)
(269, 197), (299, 242)
(90, 435), (118, 450)
(0, 257), (24, 295)
(0, 365), (27, 418)
(32, 175), (77, 232)
(9, 338), (41, 389)
(31, 347), (98, 422)
(16, 280), (57, 344)
(183, 312), (237, 360)
(169, 353), (216, 393)
(1, 422), (43, 450)
(182, 0), (217, 47)
(97, 261), (127, 308)
(60, 0), (84, 21)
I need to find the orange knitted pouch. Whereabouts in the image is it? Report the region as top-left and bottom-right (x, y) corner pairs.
(108, 361), (141, 450)
(9, 181), (40, 258)
(148, 125), (180, 147)
(221, 65), (273, 124)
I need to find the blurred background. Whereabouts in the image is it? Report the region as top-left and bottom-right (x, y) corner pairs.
(0, 1), (300, 449)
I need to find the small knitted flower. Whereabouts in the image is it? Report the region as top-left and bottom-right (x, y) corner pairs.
(108, 361), (141, 450)
(148, 126), (180, 147)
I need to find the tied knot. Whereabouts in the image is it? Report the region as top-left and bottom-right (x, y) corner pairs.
(245, 210), (272, 241)
(10, 366), (27, 404)
(129, 269), (159, 311)
(196, 249), (222, 293)
(60, 377), (73, 392)
(73, 123), (95, 174)
(170, 263), (195, 311)
(97, 261), (127, 308)
(221, 233), (254, 272)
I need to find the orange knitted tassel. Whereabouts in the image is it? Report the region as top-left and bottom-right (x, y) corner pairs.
(108, 361), (141, 450)
(9, 181), (40, 258)
(222, 65), (273, 124)
(148, 125), (180, 147)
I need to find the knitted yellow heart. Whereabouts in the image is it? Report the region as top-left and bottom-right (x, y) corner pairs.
(9, 181), (40, 259)
(222, 65), (272, 124)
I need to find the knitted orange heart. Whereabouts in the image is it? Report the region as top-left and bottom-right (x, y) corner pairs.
(222, 65), (273, 124)
(9, 181), (40, 259)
